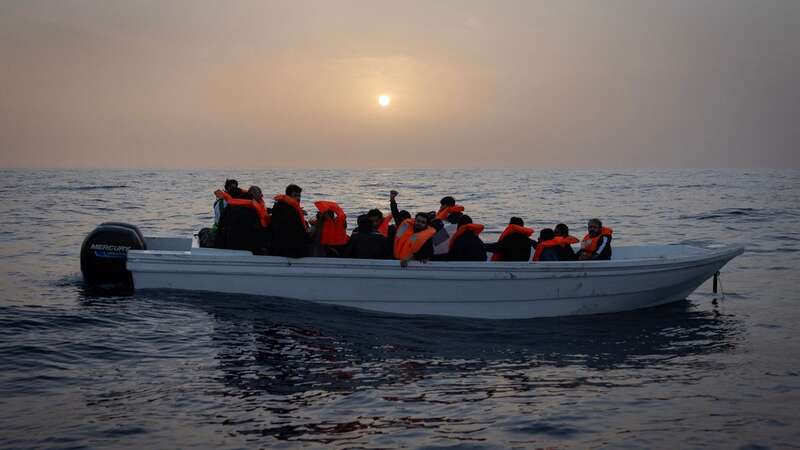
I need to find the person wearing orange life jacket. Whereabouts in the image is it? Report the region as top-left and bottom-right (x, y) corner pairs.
(312, 200), (349, 257)
(394, 212), (436, 267)
(200, 178), (247, 249)
(213, 186), (269, 254)
(533, 228), (569, 262)
(577, 218), (613, 260)
(485, 217), (535, 261)
(387, 190), (414, 259)
(447, 215), (488, 262)
(435, 196), (465, 221)
(268, 184), (310, 258)
(212, 179), (247, 230)
(367, 208), (393, 238)
(553, 223), (579, 261)
(215, 186), (270, 228)
(425, 196), (461, 260)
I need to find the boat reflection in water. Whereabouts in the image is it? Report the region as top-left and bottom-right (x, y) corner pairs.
(134, 290), (742, 444)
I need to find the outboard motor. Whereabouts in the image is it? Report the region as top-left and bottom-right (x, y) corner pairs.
(80, 222), (146, 287)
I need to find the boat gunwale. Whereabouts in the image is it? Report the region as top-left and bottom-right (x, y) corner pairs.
(127, 245), (744, 277)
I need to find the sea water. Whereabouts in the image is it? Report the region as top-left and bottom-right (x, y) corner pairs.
(1, 169), (799, 449)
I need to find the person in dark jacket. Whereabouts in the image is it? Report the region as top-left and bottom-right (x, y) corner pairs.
(387, 190), (412, 257)
(215, 191), (267, 254)
(447, 215), (487, 262)
(535, 228), (560, 261)
(202, 179), (248, 248)
(214, 186), (271, 254)
(213, 179), (246, 229)
(553, 223), (579, 261)
(485, 217), (535, 261)
(367, 208), (387, 234)
(343, 215), (389, 259)
(268, 184), (310, 258)
(389, 190), (411, 226)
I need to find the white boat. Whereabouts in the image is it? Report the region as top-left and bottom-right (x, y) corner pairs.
(118, 234), (743, 319)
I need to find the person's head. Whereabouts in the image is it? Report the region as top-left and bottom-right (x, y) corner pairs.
(247, 186), (263, 202)
(399, 210), (412, 222)
(554, 223), (569, 236)
(367, 208), (383, 229)
(439, 196), (456, 210)
(356, 214), (374, 233)
(224, 179), (239, 194)
(285, 184), (302, 201)
(414, 212), (429, 232)
(457, 214), (473, 228)
(509, 217), (524, 227)
(446, 211), (463, 224)
(588, 218), (602, 236)
(539, 228), (555, 241)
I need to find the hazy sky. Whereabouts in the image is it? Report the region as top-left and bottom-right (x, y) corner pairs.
(1, 0), (798, 169)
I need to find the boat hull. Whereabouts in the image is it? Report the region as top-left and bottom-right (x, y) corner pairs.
(127, 245), (743, 319)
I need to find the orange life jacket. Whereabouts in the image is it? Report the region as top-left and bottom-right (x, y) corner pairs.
(533, 237), (569, 261)
(448, 223), (485, 251)
(435, 205), (465, 221)
(314, 201), (349, 246)
(274, 194), (308, 230)
(491, 224), (534, 261)
(221, 192), (270, 228)
(377, 214), (393, 237)
(580, 227), (613, 254)
(393, 218), (436, 260)
(559, 235), (580, 245)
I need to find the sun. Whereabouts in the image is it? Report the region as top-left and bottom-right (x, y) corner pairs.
(378, 94), (391, 107)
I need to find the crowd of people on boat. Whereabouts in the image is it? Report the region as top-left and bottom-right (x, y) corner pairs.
(200, 179), (613, 264)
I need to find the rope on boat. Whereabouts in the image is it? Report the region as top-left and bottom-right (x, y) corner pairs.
(712, 271), (726, 300)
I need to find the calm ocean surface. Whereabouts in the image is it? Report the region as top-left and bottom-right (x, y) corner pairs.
(1, 169), (799, 449)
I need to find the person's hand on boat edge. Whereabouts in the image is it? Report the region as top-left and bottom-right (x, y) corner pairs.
(400, 257), (429, 268)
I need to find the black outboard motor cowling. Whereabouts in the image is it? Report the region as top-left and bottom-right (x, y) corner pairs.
(80, 223), (146, 286)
